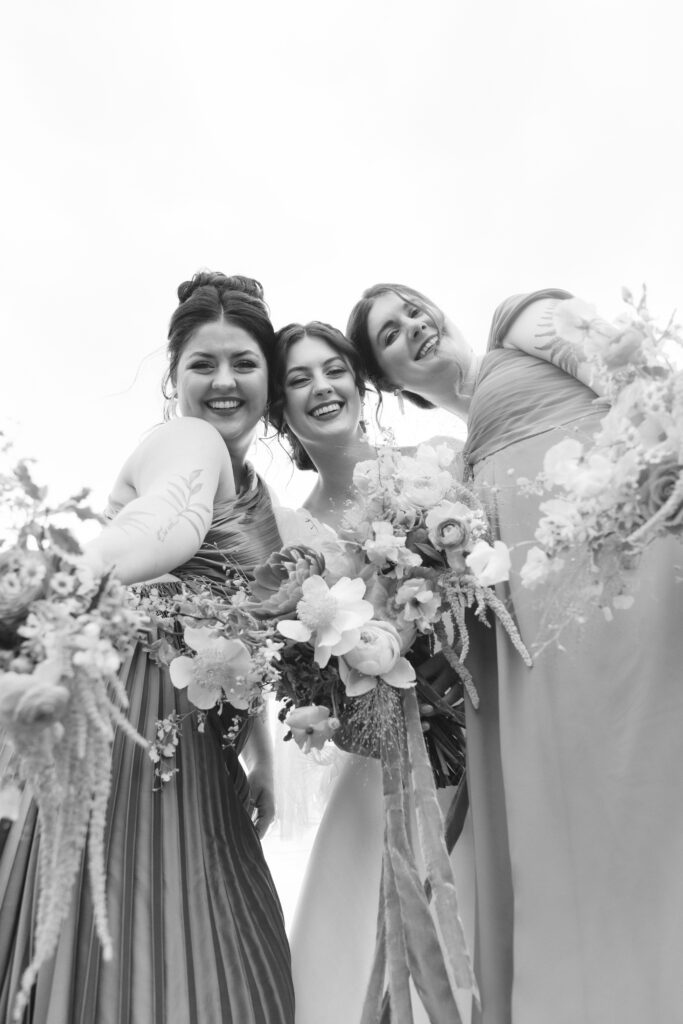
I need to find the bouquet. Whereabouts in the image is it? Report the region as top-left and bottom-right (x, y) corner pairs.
(130, 576), (282, 787)
(251, 442), (532, 1023)
(520, 288), (683, 625)
(0, 439), (147, 1020)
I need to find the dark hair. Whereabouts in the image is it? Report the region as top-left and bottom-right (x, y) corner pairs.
(270, 321), (367, 472)
(346, 283), (445, 410)
(163, 270), (274, 414)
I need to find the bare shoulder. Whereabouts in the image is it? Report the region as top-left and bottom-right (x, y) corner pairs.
(501, 297), (563, 349)
(117, 418), (233, 499)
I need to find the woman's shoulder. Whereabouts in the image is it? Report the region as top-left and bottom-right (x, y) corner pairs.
(488, 288), (573, 350)
(109, 418), (234, 510)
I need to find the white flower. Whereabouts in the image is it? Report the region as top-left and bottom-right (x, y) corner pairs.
(465, 540), (511, 586)
(536, 498), (584, 546)
(542, 438), (584, 489)
(395, 578), (441, 632)
(363, 522), (421, 577)
(338, 621), (416, 697)
(520, 546), (564, 589)
(553, 298), (619, 349)
(277, 575), (374, 668)
(285, 705), (340, 754)
(169, 626), (252, 710)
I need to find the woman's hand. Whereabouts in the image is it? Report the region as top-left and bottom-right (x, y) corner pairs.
(241, 714), (276, 838)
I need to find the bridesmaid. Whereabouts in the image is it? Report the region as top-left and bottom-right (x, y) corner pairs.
(0, 272), (295, 1024)
(346, 284), (683, 1024)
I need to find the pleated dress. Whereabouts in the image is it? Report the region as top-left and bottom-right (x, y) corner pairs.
(0, 471), (295, 1024)
(463, 292), (683, 1024)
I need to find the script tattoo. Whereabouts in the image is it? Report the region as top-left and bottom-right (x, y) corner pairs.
(113, 470), (212, 546)
(532, 304), (585, 377)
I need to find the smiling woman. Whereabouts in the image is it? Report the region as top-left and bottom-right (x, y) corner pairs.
(0, 271), (296, 1024)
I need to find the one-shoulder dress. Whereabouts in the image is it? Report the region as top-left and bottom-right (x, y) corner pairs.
(0, 472), (296, 1024)
(463, 292), (683, 1024)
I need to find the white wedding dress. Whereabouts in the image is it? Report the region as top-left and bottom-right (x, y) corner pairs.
(273, 506), (475, 1024)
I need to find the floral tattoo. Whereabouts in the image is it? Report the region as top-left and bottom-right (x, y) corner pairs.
(113, 470), (212, 545)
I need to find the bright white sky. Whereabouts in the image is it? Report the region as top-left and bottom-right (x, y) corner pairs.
(2, 0), (682, 519)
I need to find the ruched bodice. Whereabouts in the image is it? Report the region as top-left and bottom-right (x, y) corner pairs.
(464, 348), (609, 469)
(173, 469), (281, 582)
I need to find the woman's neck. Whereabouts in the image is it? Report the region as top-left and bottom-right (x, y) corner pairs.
(303, 434), (376, 530)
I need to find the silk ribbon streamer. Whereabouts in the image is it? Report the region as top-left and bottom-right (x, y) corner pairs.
(360, 685), (479, 1024)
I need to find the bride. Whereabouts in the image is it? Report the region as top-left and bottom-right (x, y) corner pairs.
(268, 319), (474, 1024)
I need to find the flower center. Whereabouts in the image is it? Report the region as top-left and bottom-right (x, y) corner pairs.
(297, 592), (338, 631)
(193, 649), (228, 689)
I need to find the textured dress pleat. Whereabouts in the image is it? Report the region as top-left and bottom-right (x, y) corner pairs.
(0, 471), (295, 1024)
(462, 295), (683, 1024)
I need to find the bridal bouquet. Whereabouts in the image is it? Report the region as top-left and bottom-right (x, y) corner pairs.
(251, 443), (535, 1022)
(0, 438), (147, 1019)
(130, 578), (282, 787)
(520, 288), (683, 618)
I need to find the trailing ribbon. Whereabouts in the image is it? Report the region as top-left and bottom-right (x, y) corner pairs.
(360, 685), (479, 1024)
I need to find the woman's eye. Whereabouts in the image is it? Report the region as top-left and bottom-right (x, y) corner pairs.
(328, 366), (346, 377)
(408, 306), (420, 318)
(189, 361), (212, 371)
(287, 376), (308, 387)
(384, 330), (398, 348)
(235, 360), (258, 370)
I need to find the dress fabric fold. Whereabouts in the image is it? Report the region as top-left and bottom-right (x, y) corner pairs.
(0, 471), (295, 1024)
(463, 294), (683, 1024)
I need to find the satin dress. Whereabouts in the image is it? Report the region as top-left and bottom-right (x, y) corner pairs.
(0, 471), (295, 1024)
(463, 292), (683, 1024)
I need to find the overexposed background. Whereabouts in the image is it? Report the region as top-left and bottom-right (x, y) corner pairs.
(2, 0), (682, 515)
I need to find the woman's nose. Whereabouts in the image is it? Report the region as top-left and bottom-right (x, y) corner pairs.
(211, 363), (236, 389)
(408, 317), (428, 340)
(312, 375), (333, 395)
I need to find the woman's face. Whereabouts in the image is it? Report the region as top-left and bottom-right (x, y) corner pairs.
(364, 290), (473, 404)
(175, 320), (269, 455)
(283, 334), (363, 451)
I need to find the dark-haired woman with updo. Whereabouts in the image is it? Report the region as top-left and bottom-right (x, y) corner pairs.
(0, 273), (295, 1024)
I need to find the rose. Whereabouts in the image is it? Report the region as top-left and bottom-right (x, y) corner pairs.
(285, 705), (340, 754)
(251, 545), (325, 616)
(342, 620), (402, 677)
(638, 459), (683, 533)
(465, 540), (511, 586)
(338, 620), (416, 697)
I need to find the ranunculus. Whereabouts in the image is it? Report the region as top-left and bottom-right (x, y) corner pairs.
(638, 458), (683, 533)
(465, 540), (511, 586)
(285, 705), (340, 753)
(338, 620), (416, 697)
(425, 501), (472, 552)
(170, 626), (252, 710)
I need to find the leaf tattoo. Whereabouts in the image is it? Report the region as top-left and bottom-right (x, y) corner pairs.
(156, 469), (212, 545)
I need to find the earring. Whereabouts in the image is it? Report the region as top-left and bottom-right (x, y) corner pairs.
(394, 389), (405, 415)
(165, 393), (178, 418)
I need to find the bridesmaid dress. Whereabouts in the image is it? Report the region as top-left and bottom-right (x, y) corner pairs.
(463, 291), (683, 1024)
(0, 470), (296, 1024)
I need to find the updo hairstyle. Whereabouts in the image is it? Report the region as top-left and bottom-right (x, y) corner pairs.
(163, 271), (275, 415)
(346, 283), (442, 410)
(270, 321), (366, 472)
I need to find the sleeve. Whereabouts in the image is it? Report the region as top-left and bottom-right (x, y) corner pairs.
(487, 288), (573, 351)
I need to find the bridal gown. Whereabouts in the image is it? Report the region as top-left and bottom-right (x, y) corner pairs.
(463, 291), (683, 1024)
(274, 507), (476, 1024)
(0, 471), (295, 1024)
